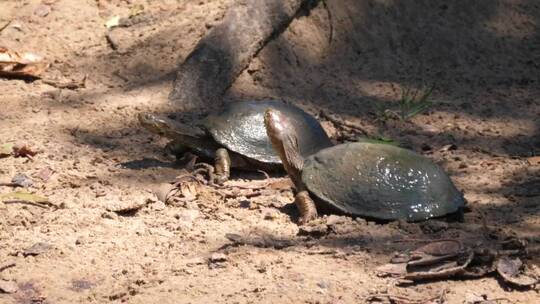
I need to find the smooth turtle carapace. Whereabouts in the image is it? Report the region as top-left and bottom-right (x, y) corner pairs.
(264, 108), (466, 224)
(139, 100), (333, 184)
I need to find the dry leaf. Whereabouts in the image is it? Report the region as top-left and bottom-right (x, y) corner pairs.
(526, 156), (540, 166)
(376, 262), (408, 276)
(35, 167), (54, 182)
(413, 240), (463, 256)
(0, 143), (13, 157)
(0, 191), (49, 204)
(105, 15), (120, 29)
(496, 257), (538, 287)
(129, 4), (144, 17)
(12, 144), (38, 158)
(154, 183), (175, 203)
(0, 47), (48, 78)
(180, 181), (199, 201)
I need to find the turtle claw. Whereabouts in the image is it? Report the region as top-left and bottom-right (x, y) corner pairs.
(298, 212), (318, 225)
(295, 191), (318, 225)
(213, 174), (228, 185)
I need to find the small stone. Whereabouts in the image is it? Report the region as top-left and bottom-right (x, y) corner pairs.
(263, 209), (279, 220)
(421, 143), (432, 151)
(34, 4), (51, 17)
(11, 173), (33, 187)
(317, 280), (330, 289)
(175, 210), (200, 223)
(325, 214), (346, 226)
(209, 253), (227, 263)
(35, 167), (54, 182)
(101, 211), (118, 220)
(440, 144), (457, 151)
(0, 280), (18, 294)
(150, 201), (166, 211)
(71, 279), (94, 292)
(421, 220), (449, 234)
(185, 257), (205, 266)
(23, 242), (52, 256)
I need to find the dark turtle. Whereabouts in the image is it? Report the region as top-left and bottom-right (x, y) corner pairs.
(264, 108), (466, 224)
(138, 100), (333, 183)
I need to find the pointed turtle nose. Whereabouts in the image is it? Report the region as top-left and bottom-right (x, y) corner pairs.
(137, 112), (154, 124)
(264, 108), (287, 135)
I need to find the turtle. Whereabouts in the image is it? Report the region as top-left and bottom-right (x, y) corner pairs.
(138, 100), (333, 184)
(263, 108), (466, 224)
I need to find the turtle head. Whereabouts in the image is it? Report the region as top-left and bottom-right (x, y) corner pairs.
(138, 112), (171, 136)
(264, 108), (291, 144)
(138, 112), (206, 139)
(264, 108), (305, 187)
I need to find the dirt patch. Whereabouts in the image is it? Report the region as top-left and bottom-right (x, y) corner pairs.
(1, 0), (539, 303)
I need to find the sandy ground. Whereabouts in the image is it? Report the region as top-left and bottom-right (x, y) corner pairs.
(1, 0), (539, 303)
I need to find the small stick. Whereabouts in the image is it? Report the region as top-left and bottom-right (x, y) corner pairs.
(256, 169), (270, 180)
(319, 110), (368, 135)
(0, 182), (18, 187)
(0, 262), (16, 272)
(3, 200), (50, 209)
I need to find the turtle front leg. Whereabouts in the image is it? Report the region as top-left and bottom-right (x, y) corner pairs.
(164, 140), (189, 159)
(295, 190), (318, 224)
(213, 148), (231, 184)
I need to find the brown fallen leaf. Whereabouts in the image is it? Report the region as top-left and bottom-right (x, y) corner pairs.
(179, 180), (199, 201)
(12, 144), (38, 158)
(0, 47), (48, 78)
(413, 240), (463, 256)
(34, 167), (54, 182)
(154, 182), (175, 203)
(496, 257), (538, 287)
(376, 262), (408, 277)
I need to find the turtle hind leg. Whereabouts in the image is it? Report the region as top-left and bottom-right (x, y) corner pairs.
(295, 191), (318, 224)
(213, 148), (231, 184)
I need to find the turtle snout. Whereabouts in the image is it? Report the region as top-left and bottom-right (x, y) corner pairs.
(137, 112), (153, 124)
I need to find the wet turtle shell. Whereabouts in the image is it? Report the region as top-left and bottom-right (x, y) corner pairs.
(302, 142), (465, 221)
(203, 100), (332, 163)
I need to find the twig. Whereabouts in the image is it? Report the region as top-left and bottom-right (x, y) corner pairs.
(404, 251), (474, 281)
(0, 262), (16, 272)
(3, 200), (50, 209)
(321, 0), (334, 45)
(366, 289), (448, 304)
(392, 238), (465, 243)
(319, 110), (368, 135)
(256, 169), (270, 180)
(0, 182), (18, 187)
(41, 74), (86, 90)
(0, 20), (11, 33)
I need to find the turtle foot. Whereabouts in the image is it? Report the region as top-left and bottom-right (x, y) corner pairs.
(295, 191), (318, 225)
